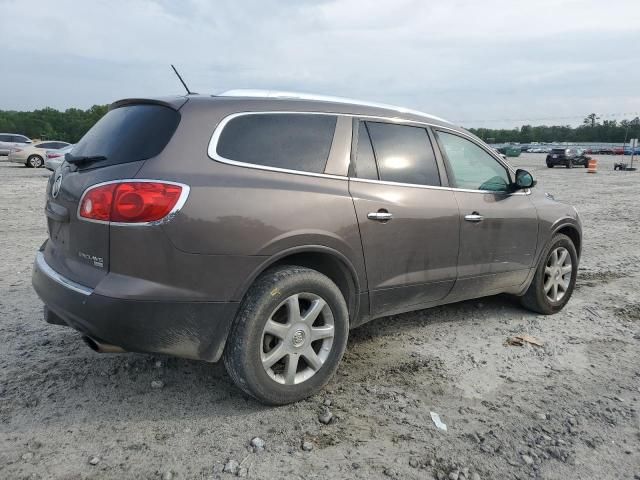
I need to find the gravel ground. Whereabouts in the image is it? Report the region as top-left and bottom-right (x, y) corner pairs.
(0, 153), (639, 480)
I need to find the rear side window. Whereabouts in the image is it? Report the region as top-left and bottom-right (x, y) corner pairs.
(71, 104), (180, 168)
(216, 113), (337, 174)
(366, 122), (440, 186)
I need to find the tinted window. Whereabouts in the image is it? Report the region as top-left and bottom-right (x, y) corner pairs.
(0, 135), (10, 142)
(354, 122), (378, 180)
(72, 104), (180, 168)
(437, 131), (511, 192)
(35, 142), (51, 148)
(217, 114), (336, 174)
(366, 122), (440, 186)
(14, 136), (29, 143)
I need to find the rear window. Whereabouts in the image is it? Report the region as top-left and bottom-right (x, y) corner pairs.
(216, 113), (337, 174)
(71, 104), (180, 168)
(551, 148), (567, 154)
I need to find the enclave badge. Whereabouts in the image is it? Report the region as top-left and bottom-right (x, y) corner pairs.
(52, 173), (63, 199)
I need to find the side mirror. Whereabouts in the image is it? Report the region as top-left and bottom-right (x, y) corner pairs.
(514, 169), (536, 189)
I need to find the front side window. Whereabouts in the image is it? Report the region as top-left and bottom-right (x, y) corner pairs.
(216, 113), (337, 174)
(436, 131), (511, 192)
(353, 122), (378, 180)
(366, 122), (440, 186)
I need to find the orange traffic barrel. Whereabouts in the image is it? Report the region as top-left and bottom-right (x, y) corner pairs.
(587, 158), (597, 173)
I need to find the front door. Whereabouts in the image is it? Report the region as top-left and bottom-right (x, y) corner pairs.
(433, 130), (538, 298)
(349, 120), (460, 318)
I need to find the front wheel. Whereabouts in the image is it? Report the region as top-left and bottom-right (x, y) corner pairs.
(223, 266), (349, 405)
(546, 163), (553, 168)
(520, 233), (578, 314)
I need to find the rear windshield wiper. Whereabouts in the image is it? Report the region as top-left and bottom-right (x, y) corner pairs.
(65, 153), (107, 165)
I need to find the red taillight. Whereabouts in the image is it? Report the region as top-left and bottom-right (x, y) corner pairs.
(48, 152), (62, 159)
(78, 181), (186, 224)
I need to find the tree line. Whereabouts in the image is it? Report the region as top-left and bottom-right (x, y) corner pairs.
(1, 107), (640, 145)
(0, 106), (108, 143)
(470, 115), (640, 145)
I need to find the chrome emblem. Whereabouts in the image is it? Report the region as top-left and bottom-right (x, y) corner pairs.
(52, 173), (63, 199)
(291, 329), (306, 348)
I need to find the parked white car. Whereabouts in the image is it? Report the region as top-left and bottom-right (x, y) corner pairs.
(44, 144), (74, 171)
(8, 141), (70, 168)
(0, 133), (32, 156)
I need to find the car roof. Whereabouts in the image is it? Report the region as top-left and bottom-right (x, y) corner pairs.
(110, 91), (459, 130)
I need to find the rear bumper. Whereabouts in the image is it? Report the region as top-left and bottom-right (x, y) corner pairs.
(32, 251), (239, 362)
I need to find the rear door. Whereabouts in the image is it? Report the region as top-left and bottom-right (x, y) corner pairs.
(43, 102), (182, 288)
(349, 120), (459, 318)
(433, 130), (538, 297)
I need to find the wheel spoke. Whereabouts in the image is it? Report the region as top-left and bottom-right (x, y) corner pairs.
(558, 249), (568, 265)
(262, 344), (286, 369)
(551, 282), (558, 301)
(545, 266), (553, 275)
(303, 347), (323, 371)
(284, 354), (299, 385)
(560, 277), (571, 291)
(551, 249), (558, 266)
(543, 277), (553, 293)
(302, 298), (326, 326)
(286, 295), (302, 324)
(264, 319), (290, 339)
(310, 324), (334, 342)
(561, 265), (572, 275)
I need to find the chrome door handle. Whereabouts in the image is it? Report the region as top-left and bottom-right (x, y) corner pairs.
(367, 211), (393, 221)
(464, 213), (484, 222)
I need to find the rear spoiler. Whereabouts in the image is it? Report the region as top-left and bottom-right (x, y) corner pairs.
(109, 96), (189, 111)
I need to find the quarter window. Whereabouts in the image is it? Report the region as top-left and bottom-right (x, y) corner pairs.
(365, 122), (440, 186)
(436, 131), (511, 192)
(216, 113), (337, 174)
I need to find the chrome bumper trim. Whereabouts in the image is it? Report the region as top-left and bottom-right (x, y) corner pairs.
(35, 251), (93, 296)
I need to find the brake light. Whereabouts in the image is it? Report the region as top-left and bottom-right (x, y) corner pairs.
(48, 152), (62, 159)
(78, 181), (188, 224)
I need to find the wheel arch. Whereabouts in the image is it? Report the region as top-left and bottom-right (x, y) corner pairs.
(235, 246), (362, 326)
(554, 223), (582, 258)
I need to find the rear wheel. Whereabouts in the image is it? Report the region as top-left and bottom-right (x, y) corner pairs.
(223, 266), (349, 405)
(27, 155), (43, 168)
(520, 233), (577, 314)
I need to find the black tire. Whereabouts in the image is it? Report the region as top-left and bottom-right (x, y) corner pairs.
(27, 155), (43, 168)
(223, 265), (349, 405)
(520, 233), (578, 315)
(565, 160), (573, 168)
(546, 163), (553, 168)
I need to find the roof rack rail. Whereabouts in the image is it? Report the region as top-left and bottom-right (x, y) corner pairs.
(217, 89), (450, 124)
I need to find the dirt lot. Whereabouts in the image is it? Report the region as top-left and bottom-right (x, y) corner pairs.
(0, 154), (638, 480)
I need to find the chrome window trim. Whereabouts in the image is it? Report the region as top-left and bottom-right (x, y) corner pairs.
(35, 251), (93, 296)
(207, 111), (529, 195)
(76, 179), (191, 226)
(208, 111), (347, 181)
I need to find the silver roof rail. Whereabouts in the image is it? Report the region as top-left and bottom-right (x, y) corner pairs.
(217, 89), (450, 124)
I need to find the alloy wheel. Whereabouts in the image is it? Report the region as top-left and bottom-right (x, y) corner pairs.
(543, 247), (572, 302)
(260, 292), (334, 385)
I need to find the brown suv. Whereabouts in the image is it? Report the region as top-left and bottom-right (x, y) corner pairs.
(32, 91), (582, 404)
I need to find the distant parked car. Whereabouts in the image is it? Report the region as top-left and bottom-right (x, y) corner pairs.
(0, 133), (32, 156)
(546, 148), (590, 168)
(8, 141), (70, 168)
(44, 144), (74, 171)
(612, 147), (624, 155)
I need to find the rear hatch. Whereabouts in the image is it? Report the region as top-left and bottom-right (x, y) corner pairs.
(550, 148), (567, 158)
(43, 100), (184, 288)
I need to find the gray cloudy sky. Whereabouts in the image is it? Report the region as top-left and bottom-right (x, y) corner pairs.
(1, 0), (639, 128)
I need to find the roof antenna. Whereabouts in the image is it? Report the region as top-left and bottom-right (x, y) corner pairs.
(171, 64), (196, 95)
